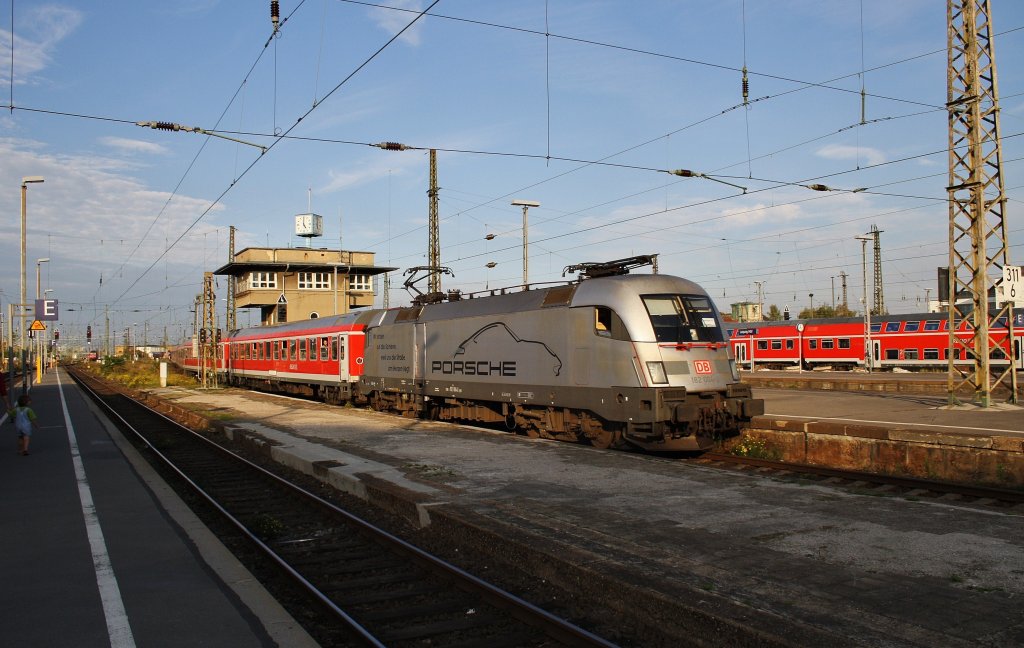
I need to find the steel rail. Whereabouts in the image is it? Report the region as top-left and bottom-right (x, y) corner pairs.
(69, 367), (616, 647)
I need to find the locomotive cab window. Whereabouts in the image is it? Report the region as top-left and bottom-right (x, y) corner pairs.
(641, 295), (723, 343)
(592, 307), (629, 340)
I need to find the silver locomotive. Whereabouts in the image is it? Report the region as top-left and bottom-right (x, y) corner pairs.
(359, 256), (762, 451)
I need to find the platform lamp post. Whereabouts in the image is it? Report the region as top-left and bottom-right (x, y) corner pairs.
(856, 235), (873, 372)
(35, 258), (49, 383)
(511, 199), (539, 288)
(20, 176), (44, 394)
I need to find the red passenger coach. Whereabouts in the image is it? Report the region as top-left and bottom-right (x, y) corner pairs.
(225, 315), (368, 403)
(726, 310), (1024, 372)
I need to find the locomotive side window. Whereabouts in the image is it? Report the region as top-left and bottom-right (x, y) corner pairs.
(595, 307), (612, 336)
(590, 307), (629, 341)
(641, 295), (724, 343)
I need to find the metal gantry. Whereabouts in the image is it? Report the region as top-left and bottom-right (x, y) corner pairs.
(427, 149), (441, 295)
(946, 0), (1014, 405)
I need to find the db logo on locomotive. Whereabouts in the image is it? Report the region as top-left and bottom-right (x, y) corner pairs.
(693, 360), (713, 375)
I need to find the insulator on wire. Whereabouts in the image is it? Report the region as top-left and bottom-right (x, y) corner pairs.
(668, 169), (701, 178)
(271, 1), (280, 31)
(742, 66), (749, 104)
(375, 141), (410, 151)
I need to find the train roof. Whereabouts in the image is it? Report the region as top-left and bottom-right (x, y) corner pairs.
(724, 307), (1023, 331)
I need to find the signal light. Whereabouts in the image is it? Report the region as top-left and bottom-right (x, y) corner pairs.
(54, 330), (59, 340)
(87, 325), (92, 341)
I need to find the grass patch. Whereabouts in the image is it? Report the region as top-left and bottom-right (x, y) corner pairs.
(81, 357), (197, 389)
(729, 434), (782, 460)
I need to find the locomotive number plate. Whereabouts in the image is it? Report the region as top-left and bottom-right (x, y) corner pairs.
(693, 360), (713, 375)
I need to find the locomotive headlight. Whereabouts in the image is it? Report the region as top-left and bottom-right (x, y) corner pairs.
(729, 359), (739, 381)
(646, 361), (669, 384)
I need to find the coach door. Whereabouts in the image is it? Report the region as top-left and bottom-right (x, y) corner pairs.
(1014, 338), (1023, 370)
(871, 340), (882, 369)
(337, 334), (349, 381)
(734, 342), (747, 367)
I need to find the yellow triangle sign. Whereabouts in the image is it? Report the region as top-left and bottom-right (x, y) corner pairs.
(30, 320), (47, 331)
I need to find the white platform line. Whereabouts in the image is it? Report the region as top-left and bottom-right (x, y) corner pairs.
(766, 412), (1021, 435)
(56, 370), (136, 648)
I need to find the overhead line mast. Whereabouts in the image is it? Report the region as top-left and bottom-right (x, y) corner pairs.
(945, 0), (1015, 406)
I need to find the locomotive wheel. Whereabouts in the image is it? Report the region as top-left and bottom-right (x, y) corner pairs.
(588, 426), (622, 450)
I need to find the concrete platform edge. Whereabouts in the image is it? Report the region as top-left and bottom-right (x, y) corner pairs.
(81, 387), (319, 648)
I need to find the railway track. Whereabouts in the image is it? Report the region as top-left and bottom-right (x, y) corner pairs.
(696, 452), (1024, 509)
(68, 367), (616, 648)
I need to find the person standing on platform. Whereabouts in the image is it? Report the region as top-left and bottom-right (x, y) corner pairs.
(10, 394), (39, 456)
(0, 370), (8, 408)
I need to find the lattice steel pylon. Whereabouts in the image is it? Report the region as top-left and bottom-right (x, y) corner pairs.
(870, 225), (886, 315)
(946, 0), (1015, 406)
(226, 226), (236, 333)
(202, 271), (218, 389)
(427, 149), (441, 294)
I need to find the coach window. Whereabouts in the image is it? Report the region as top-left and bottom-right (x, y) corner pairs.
(991, 347), (1006, 360)
(924, 320), (941, 331)
(786, 340), (794, 350)
(821, 339), (834, 350)
(924, 348), (939, 360)
(309, 338), (317, 360)
(299, 339), (307, 361)
(904, 349), (919, 360)
(870, 322), (882, 333)
(331, 338), (338, 361)
(885, 322), (901, 333)
(320, 338), (329, 361)
(273, 341), (279, 360)
(289, 339), (297, 361)
(838, 338), (851, 349)
(904, 321), (920, 332)
(264, 342), (271, 359)
(886, 349), (899, 360)
(771, 340), (782, 350)
(808, 339), (818, 350)
(757, 340), (768, 350)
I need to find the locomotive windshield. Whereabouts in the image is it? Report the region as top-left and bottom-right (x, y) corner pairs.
(642, 294), (724, 343)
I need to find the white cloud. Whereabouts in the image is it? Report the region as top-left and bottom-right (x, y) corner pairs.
(368, 0), (426, 47)
(0, 6), (82, 83)
(100, 137), (169, 155)
(816, 143), (887, 167)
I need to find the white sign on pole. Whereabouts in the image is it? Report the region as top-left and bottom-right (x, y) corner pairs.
(999, 265), (1022, 306)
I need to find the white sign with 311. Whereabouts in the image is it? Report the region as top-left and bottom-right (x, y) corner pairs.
(998, 265), (1022, 306)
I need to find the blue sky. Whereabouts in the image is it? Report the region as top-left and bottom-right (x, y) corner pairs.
(2, 0), (1023, 342)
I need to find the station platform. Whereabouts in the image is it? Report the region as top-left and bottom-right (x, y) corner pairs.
(0, 368), (314, 648)
(139, 382), (1024, 647)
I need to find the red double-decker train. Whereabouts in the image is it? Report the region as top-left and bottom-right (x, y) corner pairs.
(724, 310), (1024, 371)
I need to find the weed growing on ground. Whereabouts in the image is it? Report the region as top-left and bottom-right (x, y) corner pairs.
(82, 358), (196, 389)
(729, 434), (782, 460)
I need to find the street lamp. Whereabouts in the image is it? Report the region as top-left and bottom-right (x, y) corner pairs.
(20, 176), (44, 391)
(856, 235), (873, 372)
(511, 199), (539, 288)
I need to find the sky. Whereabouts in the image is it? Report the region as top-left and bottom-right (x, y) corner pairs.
(2, 0), (1023, 346)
